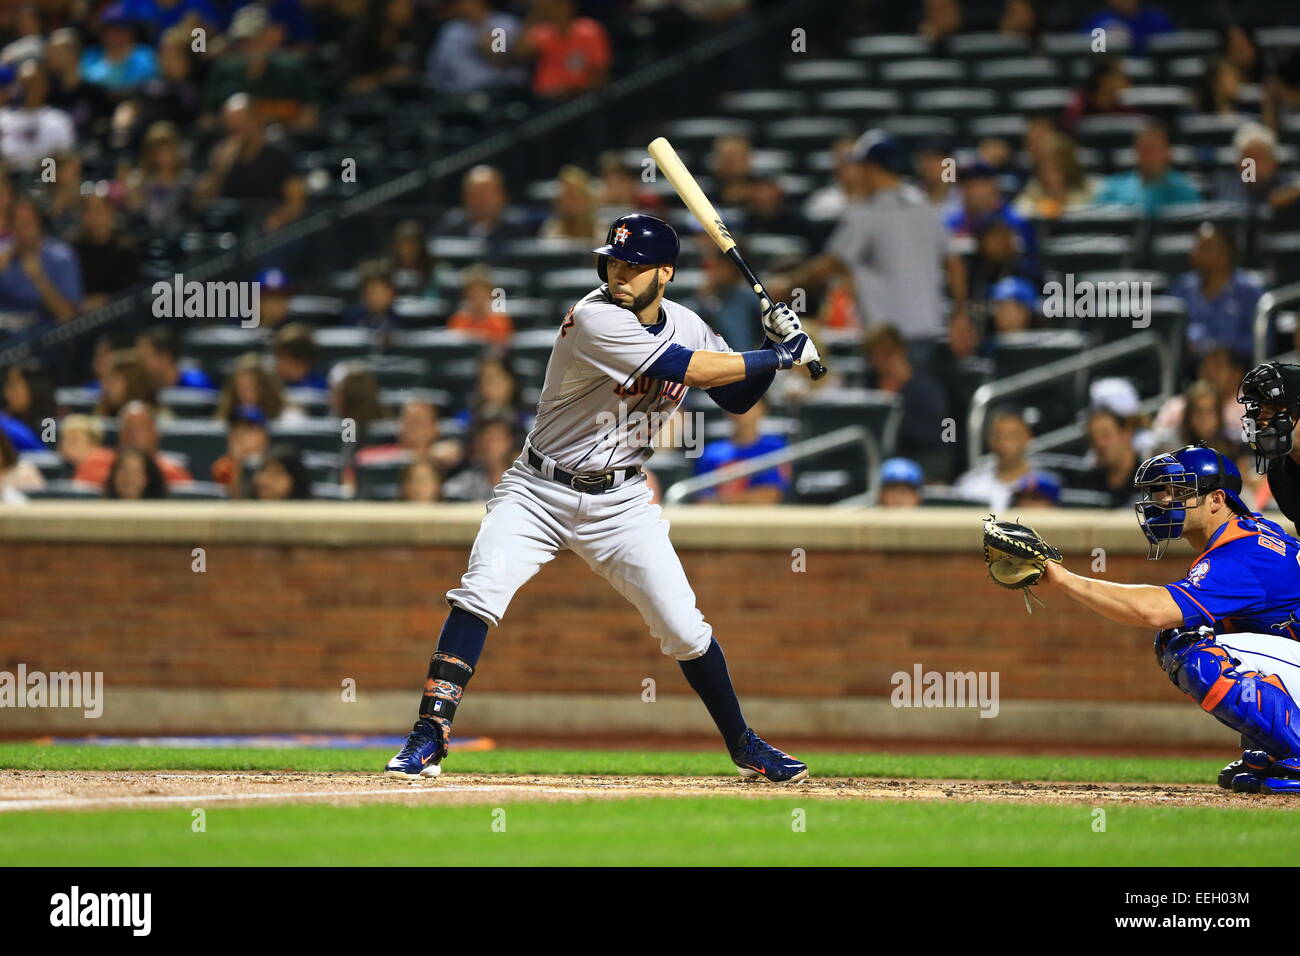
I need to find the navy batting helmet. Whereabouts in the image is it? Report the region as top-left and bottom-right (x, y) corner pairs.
(592, 213), (679, 283)
(1133, 443), (1250, 559)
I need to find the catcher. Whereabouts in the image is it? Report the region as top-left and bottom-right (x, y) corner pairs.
(983, 443), (1300, 795)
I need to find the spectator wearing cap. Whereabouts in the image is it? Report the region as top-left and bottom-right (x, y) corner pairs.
(775, 129), (975, 361)
(1169, 223), (1263, 364)
(1076, 406), (1141, 508)
(692, 399), (790, 505)
(953, 406), (1034, 511)
(877, 457), (924, 508)
(76, 400), (193, 487)
(434, 165), (528, 259)
(1010, 471), (1061, 509)
(272, 322), (329, 392)
(1214, 122), (1300, 231)
(0, 199), (82, 331)
(255, 268), (293, 328)
(73, 195), (141, 312)
(945, 159), (1038, 279)
(80, 4), (159, 93)
(984, 276), (1039, 352)
(448, 265), (514, 347)
(426, 0), (528, 95)
(1081, 1), (1173, 56)
(212, 404), (271, 495)
(203, 5), (319, 129)
(45, 30), (114, 141)
(136, 324), (215, 393)
(864, 323), (954, 481)
(1094, 122), (1199, 214)
(196, 94), (307, 234)
(0, 61), (75, 173)
(1012, 132), (1095, 220)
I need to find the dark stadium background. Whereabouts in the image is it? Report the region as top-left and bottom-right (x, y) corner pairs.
(1, 0), (1299, 511)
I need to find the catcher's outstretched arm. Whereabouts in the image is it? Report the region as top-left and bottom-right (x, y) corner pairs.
(1041, 563), (1184, 629)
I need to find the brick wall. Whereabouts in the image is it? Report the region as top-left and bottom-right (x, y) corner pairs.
(0, 509), (1188, 710)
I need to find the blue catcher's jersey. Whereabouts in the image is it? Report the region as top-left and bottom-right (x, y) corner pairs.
(1165, 515), (1300, 639)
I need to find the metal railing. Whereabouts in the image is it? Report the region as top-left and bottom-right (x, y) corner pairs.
(1027, 394), (1168, 454)
(966, 330), (1174, 470)
(1253, 279), (1300, 364)
(663, 425), (879, 505)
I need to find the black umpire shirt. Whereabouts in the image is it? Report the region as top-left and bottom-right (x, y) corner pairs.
(1268, 455), (1300, 530)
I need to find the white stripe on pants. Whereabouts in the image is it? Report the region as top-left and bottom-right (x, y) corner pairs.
(446, 457), (713, 660)
(1214, 632), (1300, 701)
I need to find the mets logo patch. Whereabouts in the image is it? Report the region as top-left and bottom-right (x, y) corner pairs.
(1188, 560), (1211, 588)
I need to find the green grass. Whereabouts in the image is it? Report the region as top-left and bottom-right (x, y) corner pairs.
(3, 799), (1298, 866)
(0, 743), (1224, 783)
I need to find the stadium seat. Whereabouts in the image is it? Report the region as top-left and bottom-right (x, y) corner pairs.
(393, 297), (445, 326)
(797, 387), (902, 452)
(1059, 489), (1118, 509)
(846, 34), (932, 61)
(876, 116), (958, 149)
(504, 238), (596, 275)
(270, 419), (344, 455)
(664, 117), (756, 150)
(815, 89), (902, 120)
(879, 59), (966, 90)
(782, 59), (869, 90)
(24, 479), (102, 500)
(369, 354), (432, 390)
(287, 295), (347, 324)
(1042, 234), (1137, 275)
(20, 450), (64, 479)
(911, 89), (999, 118)
(158, 420), (227, 479)
(1009, 88), (1074, 114)
(167, 481), (229, 500)
(160, 387), (218, 419)
(1150, 233), (1197, 274)
(1118, 86), (1195, 121)
(313, 328), (378, 364)
(54, 387), (100, 415)
(1043, 32), (1130, 57)
(1074, 114), (1154, 151)
(922, 486), (991, 508)
(947, 32), (1031, 58)
(428, 237), (488, 265)
(1149, 30), (1223, 55)
(764, 117), (855, 150)
(974, 57), (1061, 90)
(717, 90), (809, 118)
(182, 327), (268, 374)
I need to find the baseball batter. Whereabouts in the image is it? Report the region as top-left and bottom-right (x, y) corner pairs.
(386, 213), (821, 783)
(985, 443), (1300, 794)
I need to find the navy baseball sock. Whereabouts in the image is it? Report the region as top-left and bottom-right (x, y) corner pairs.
(678, 638), (748, 751)
(417, 607), (489, 737)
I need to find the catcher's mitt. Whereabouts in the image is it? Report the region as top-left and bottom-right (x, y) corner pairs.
(982, 515), (1062, 613)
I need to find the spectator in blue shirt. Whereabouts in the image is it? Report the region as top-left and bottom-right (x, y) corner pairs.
(272, 322), (331, 393)
(120, 0), (224, 34)
(427, 0), (527, 94)
(694, 400), (790, 504)
(1169, 222), (1264, 364)
(136, 325), (217, 393)
(0, 199), (83, 332)
(81, 5), (159, 93)
(1081, 1), (1174, 55)
(1094, 122), (1200, 214)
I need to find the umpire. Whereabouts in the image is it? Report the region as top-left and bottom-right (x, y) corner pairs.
(1240, 361), (1300, 526)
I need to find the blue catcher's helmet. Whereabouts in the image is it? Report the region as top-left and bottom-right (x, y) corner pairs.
(592, 213), (679, 283)
(1133, 443), (1251, 559)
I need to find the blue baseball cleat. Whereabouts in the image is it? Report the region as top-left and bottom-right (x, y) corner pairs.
(1219, 749), (1274, 790)
(385, 719), (448, 779)
(731, 729), (809, 783)
(1260, 758), (1300, 795)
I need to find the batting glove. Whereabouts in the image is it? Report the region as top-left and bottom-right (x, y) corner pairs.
(770, 330), (822, 370)
(762, 301), (802, 343)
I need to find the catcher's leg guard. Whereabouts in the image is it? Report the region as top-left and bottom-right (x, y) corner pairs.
(1165, 631), (1300, 763)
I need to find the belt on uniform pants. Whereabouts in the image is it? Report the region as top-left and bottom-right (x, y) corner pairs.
(525, 446), (640, 494)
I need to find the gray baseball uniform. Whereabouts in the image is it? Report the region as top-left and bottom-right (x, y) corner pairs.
(445, 286), (732, 660)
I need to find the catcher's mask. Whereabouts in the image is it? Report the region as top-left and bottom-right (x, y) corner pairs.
(1133, 443), (1248, 559)
(1238, 362), (1300, 474)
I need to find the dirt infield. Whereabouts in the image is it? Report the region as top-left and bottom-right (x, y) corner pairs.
(0, 770), (1291, 812)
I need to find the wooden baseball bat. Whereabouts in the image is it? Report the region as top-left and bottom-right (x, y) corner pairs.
(647, 136), (828, 381)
